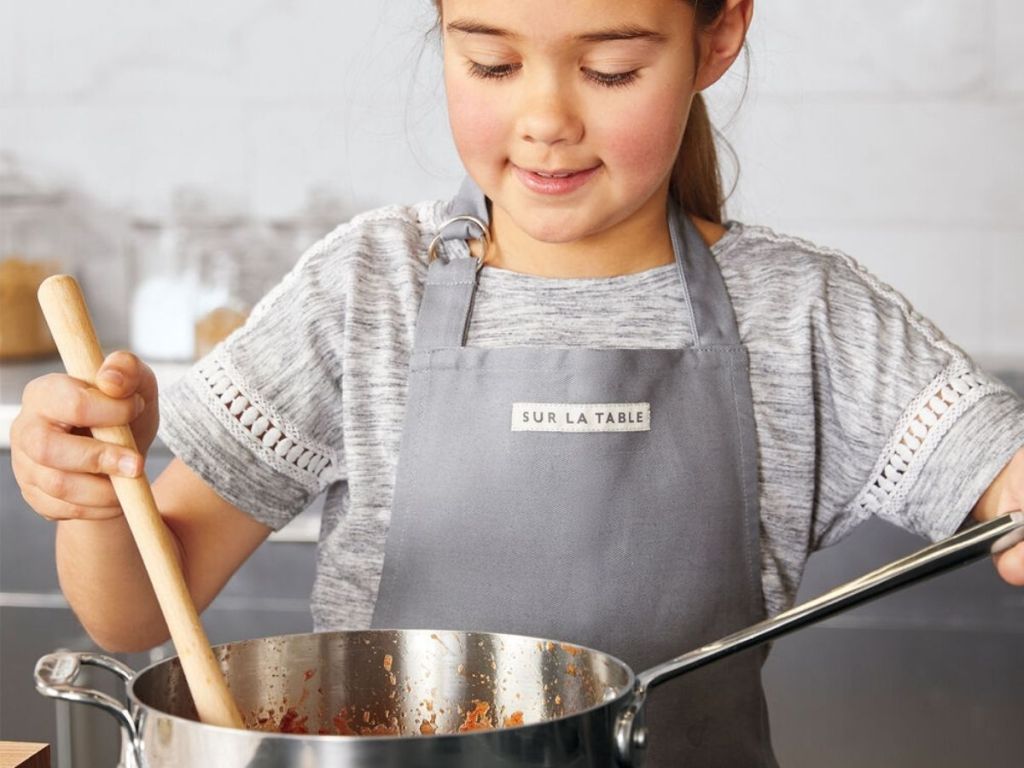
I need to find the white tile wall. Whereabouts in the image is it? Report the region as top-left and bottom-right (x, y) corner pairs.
(709, 1), (1024, 363)
(749, 1), (989, 97)
(995, 0), (1024, 95)
(1, 1), (1021, 362)
(989, 231), (1024, 359)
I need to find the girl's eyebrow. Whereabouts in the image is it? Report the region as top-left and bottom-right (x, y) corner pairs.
(445, 18), (667, 44)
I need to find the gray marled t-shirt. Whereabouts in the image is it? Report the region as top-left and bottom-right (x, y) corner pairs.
(160, 200), (1024, 631)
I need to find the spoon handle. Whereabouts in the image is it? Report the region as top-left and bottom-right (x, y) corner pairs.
(37, 274), (245, 730)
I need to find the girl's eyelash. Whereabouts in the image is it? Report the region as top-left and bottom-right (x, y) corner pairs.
(466, 61), (640, 89)
(583, 68), (640, 88)
(467, 61), (520, 80)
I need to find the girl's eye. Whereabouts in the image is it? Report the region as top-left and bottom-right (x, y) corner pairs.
(583, 69), (640, 88)
(467, 61), (521, 80)
(466, 61), (640, 89)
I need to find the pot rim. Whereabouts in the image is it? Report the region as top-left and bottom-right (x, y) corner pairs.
(125, 628), (639, 741)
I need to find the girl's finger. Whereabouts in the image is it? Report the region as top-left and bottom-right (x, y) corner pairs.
(27, 462), (122, 510)
(20, 481), (124, 522)
(15, 420), (142, 477)
(23, 372), (145, 429)
(994, 542), (1024, 587)
(97, 350), (159, 407)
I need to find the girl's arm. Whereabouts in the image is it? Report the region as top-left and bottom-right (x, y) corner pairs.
(55, 458), (270, 652)
(973, 447), (1024, 586)
(13, 353), (271, 652)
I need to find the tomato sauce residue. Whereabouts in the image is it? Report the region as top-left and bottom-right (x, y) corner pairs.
(252, 656), (529, 737)
(331, 707), (399, 736)
(259, 701), (526, 737)
(278, 708), (309, 734)
(458, 700), (494, 732)
(332, 708), (358, 736)
(503, 711), (525, 728)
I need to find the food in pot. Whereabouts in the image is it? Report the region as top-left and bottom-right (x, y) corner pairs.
(457, 700), (493, 732)
(277, 708), (309, 734)
(245, 635), (553, 737)
(258, 700), (525, 736)
(503, 711), (525, 728)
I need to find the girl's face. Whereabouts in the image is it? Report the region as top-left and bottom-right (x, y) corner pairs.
(442, 0), (700, 246)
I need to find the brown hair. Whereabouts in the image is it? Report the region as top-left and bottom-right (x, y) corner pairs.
(676, 0), (730, 224)
(432, 0), (736, 224)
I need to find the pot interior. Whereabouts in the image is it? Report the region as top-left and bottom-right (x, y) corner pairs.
(131, 630), (632, 736)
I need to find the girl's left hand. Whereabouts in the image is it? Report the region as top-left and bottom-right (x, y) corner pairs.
(974, 447), (1024, 585)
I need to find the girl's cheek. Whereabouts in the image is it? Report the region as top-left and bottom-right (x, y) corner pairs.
(447, 82), (509, 169)
(598, 89), (687, 182)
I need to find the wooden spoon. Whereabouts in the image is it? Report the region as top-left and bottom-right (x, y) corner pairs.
(38, 274), (245, 730)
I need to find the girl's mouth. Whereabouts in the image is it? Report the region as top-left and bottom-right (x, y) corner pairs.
(512, 164), (600, 195)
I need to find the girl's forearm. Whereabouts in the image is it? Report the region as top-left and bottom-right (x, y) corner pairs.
(55, 516), (176, 652)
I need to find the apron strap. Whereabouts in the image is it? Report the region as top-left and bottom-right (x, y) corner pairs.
(413, 257), (480, 353)
(413, 178), (742, 352)
(668, 204), (742, 347)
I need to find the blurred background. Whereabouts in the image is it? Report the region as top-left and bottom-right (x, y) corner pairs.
(1, 2), (1022, 766)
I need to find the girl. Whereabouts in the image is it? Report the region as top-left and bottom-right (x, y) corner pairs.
(11, 0), (1024, 764)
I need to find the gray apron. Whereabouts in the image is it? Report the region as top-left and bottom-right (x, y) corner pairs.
(372, 180), (777, 766)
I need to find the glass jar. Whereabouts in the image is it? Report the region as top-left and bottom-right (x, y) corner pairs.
(128, 216), (199, 361)
(186, 218), (250, 361)
(130, 190), (255, 361)
(0, 154), (69, 359)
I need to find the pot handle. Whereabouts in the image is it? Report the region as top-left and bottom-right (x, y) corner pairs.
(614, 510), (1024, 767)
(35, 651), (140, 749)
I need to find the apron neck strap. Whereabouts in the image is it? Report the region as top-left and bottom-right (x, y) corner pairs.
(414, 178), (741, 352)
(668, 203), (741, 347)
(414, 257), (480, 352)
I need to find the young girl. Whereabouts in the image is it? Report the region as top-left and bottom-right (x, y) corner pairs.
(11, 0), (1024, 764)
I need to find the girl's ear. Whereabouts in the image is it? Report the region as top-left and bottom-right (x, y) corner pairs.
(694, 0), (753, 92)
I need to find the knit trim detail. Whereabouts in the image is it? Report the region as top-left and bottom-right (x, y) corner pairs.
(852, 364), (1007, 519)
(195, 355), (339, 492)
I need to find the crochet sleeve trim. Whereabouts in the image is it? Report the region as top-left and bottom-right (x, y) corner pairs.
(194, 354), (341, 493)
(851, 363), (1008, 518)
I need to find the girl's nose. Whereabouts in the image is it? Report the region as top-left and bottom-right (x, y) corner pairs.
(516, 84), (584, 146)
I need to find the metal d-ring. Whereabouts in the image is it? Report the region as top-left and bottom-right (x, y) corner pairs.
(428, 215), (491, 271)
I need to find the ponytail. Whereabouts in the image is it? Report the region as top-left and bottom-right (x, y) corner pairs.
(672, 93), (724, 225)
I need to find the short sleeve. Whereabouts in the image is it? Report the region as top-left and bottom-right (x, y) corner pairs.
(158, 234), (348, 531)
(808, 254), (1024, 547)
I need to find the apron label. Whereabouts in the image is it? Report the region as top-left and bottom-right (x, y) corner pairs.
(511, 402), (651, 433)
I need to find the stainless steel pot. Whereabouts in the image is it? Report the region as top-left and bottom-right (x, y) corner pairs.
(36, 512), (1024, 768)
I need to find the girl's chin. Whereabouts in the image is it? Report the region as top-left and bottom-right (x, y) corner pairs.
(513, 218), (605, 245)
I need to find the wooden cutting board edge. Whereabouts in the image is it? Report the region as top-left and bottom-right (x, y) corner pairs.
(0, 742), (51, 768)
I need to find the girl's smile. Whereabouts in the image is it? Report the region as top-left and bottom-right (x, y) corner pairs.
(511, 163), (602, 196)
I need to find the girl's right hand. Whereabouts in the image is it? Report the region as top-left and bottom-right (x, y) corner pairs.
(11, 350), (160, 521)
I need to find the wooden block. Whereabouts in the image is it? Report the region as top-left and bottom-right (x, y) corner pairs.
(0, 742), (51, 768)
